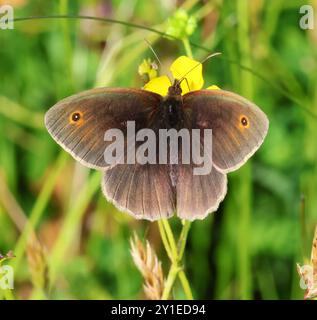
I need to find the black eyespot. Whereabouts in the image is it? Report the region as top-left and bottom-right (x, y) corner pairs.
(72, 112), (81, 122)
(241, 116), (248, 127)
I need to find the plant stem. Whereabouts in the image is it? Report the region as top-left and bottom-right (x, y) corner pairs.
(161, 264), (180, 299)
(178, 220), (191, 261)
(182, 38), (193, 59)
(162, 219), (178, 261)
(157, 220), (173, 261)
(49, 171), (101, 286)
(158, 219), (194, 300)
(178, 270), (194, 300)
(236, 0), (252, 299)
(12, 152), (68, 273)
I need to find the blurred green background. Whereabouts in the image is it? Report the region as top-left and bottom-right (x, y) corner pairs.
(0, 0), (317, 300)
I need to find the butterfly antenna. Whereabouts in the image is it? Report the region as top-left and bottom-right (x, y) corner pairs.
(144, 38), (174, 83)
(144, 38), (163, 68)
(178, 52), (222, 84)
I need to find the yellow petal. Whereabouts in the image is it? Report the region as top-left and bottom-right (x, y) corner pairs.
(170, 56), (204, 94)
(143, 76), (171, 96)
(138, 59), (158, 80)
(206, 85), (220, 90)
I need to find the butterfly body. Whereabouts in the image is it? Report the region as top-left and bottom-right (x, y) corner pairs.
(152, 80), (184, 130)
(165, 99), (182, 128)
(45, 83), (269, 220)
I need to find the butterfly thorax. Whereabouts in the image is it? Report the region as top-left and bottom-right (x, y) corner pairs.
(162, 80), (184, 129)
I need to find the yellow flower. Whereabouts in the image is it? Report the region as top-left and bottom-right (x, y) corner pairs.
(143, 56), (220, 96)
(138, 59), (158, 81)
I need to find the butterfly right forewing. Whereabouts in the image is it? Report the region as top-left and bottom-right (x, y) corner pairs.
(183, 89), (269, 174)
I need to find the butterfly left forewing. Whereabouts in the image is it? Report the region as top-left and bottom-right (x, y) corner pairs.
(45, 88), (162, 169)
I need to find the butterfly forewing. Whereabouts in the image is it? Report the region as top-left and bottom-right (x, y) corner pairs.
(45, 88), (162, 169)
(183, 89), (269, 174)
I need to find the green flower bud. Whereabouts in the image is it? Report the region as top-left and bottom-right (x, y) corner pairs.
(166, 9), (197, 39)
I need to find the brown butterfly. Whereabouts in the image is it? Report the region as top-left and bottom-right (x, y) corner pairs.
(45, 78), (269, 221)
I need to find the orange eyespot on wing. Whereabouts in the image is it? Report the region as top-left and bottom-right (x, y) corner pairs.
(239, 115), (249, 129)
(69, 111), (84, 125)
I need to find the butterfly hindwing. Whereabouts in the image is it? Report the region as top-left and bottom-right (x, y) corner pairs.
(102, 164), (176, 220)
(176, 163), (227, 220)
